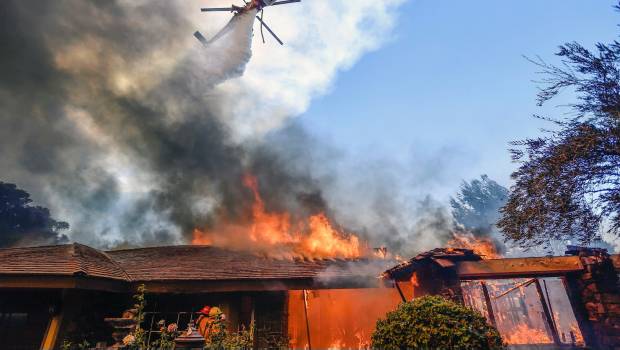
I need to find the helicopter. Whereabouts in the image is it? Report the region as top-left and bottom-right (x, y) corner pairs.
(194, 0), (301, 46)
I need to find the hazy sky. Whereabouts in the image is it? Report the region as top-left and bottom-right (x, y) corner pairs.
(299, 0), (620, 198)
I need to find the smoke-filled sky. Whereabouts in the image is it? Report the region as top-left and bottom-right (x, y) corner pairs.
(2, 0), (619, 254)
(0, 0), (416, 251)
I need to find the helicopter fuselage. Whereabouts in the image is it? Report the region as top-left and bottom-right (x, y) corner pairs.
(237, 0), (277, 12)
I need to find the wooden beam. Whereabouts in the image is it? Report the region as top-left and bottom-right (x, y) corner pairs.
(0, 275), (76, 289)
(302, 290), (312, 350)
(480, 282), (497, 328)
(40, 313), (62, 350)
(534, 278), (561, 345)
(134, 277), (382, 294)
(456, 256), (583, 280)
(0, 274), (383, 294)
(394, 280), (407, 302)
(0, 275), (128, 292)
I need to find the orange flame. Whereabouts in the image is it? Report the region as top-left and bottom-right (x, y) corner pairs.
(570, 324), (584, 346)
(242, 174), (295, 245)
(503, 324), (552, 345)
(288, 288), (407, 349)
(410, 272), (419, 299)
(193, 174), (364, 259)
(447, 231), (501, 259)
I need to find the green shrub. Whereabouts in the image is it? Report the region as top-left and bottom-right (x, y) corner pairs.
(371, 295), (506, 350)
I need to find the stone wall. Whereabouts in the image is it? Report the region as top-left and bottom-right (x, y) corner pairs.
(567, 248), (620, 349)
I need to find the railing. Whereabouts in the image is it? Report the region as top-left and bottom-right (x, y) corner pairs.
(142, 311), (196, 347)
(140, 311), (287, 349)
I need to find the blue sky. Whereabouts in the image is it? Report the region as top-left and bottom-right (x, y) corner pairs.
(299, 0), (620, 197)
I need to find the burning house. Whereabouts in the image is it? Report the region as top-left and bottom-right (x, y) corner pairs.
(1, 242), (620, 349)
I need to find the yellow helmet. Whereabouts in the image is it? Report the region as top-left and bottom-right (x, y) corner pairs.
(209, 306), (222, 317)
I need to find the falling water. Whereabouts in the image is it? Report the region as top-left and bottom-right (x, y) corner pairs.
(191, 9), (258, 90)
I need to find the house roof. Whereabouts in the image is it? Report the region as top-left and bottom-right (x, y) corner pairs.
(0, 243), (128, 281)
(0, 243), (390, 292)
(382, 248), (593, 282)
(383, 248), (482, 281)
(107, 245), (373, 282)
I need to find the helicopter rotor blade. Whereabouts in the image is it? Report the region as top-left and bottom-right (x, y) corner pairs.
(271, 0), (301, 6)
(201, 7), (235, 12)
(254, 16), (284, 45)
(259, 10), (266, 44)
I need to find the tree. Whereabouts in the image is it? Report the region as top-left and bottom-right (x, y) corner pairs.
(451, 175), (509, 236)
(498, 3), (620, 248)
(450, 175), (509, 254)
(0, 181), (69, 247)
(371, 295), (506, 350)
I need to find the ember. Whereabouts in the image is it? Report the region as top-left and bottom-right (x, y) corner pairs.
(193, 174), (365, 258)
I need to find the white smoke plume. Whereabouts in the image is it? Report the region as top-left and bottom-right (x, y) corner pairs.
(316, 259), (398, 287)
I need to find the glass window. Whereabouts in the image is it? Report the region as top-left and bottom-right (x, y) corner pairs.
(462, 277), (584, 347)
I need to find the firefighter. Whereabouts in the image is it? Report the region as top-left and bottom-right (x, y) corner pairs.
(196, 305), (211, 338)
(196, 305), (225, 340)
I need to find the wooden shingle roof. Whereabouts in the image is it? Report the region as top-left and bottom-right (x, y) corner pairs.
(383, 248), (482, 281)
(0, 244), (389, 291)
(106, 245), (371, 282)
(0, 243), (128, 281)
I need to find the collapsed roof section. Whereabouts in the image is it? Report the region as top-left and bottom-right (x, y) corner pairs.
(383, 247), (588, 283)
(383, 248), (482, 281)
